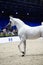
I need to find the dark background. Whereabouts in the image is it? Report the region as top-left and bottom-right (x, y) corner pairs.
(0, 0), (43, 29)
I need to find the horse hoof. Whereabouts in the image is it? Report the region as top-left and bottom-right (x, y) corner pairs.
(22, 54), (25, 57)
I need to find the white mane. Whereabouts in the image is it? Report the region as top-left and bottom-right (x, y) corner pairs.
(14, 18), (25, 25)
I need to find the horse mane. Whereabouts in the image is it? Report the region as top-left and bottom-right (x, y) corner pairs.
(15, 18), (25, 25)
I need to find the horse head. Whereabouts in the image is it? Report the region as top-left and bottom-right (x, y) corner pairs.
(9, 16), (15, 26)
(9, 16), (25, 31)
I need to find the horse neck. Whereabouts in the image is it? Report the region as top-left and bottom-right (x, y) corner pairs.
(15, 20), (25, 31)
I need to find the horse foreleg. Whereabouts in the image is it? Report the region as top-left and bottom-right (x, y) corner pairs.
(18, 40), (26, 56)
(21, 40), (26, 56)
(18, 40), (23, 53)
(23, 40), (26, 55)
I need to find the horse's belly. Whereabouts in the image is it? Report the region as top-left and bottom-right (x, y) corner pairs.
(26, 31), (40, 39)
(28, 34), (40, 39)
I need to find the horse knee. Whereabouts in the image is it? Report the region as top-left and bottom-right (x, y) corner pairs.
(41, 33), (43, 37)
(18, 45), (20, 49)
(18, 45), (19, 48)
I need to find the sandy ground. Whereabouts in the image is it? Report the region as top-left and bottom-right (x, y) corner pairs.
(0, 37), (43, 65)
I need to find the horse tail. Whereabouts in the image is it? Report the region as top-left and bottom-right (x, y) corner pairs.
(41, 22), (43, 25)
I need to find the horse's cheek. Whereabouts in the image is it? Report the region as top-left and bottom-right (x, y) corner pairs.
(18, 31), (21, 36)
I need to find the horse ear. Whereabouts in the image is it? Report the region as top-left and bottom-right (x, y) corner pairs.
(41, 22), (43, 25)
(9, 16), (12, 18)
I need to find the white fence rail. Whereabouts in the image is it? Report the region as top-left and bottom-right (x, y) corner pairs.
(0, 36), (20, 43)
